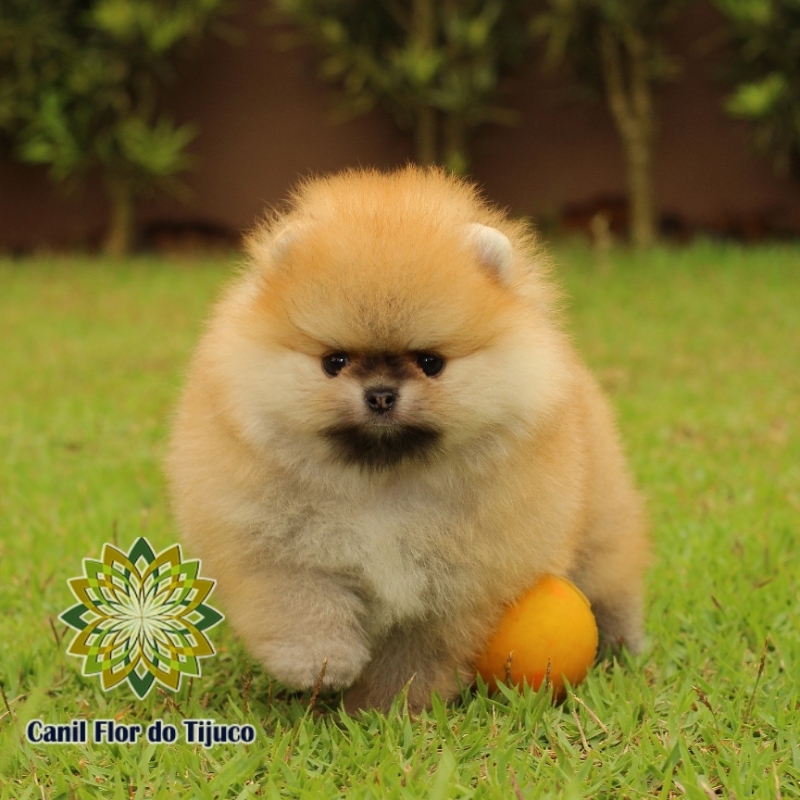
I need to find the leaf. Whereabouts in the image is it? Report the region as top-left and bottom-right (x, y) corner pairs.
(391, 45), (442, 88)
(115, 116), (196, 178)
(713, 0), (774, 26)
(726, 72), (787, 119)
(428, 744), (458, 800)
(17, 90), (85, 180)
(90, 0), (138, 40)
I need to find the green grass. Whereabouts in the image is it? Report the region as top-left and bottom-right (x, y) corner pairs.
(1, 242), (798, 798)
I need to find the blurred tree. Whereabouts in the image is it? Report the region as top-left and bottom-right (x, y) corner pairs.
(715, 0), (800, 181)
(0, 0), (227, 256)
(268, 0), (531, 174)
(534, 0), (690, 248)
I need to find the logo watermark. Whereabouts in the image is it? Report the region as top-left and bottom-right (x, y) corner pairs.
(25, 718), (256, 748)
(59, 537), (223, 699)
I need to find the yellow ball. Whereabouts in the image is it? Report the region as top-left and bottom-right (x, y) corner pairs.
(476, 575), (599, 698)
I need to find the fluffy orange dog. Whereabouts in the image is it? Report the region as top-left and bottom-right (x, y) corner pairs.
(167, 167), (648, 712)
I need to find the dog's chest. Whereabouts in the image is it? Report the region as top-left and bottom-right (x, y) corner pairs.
(271, 491), (449, 623)
(341, 503), (435, 624)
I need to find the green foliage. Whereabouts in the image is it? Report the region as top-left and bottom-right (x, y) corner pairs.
(0, 1), (66, 136)
(0, 0), (225, 253)
(533, 0), (687, 99)
(715, 0), (800, 180)
(269, 0), (532, 173)
(533, 0), (691, 248)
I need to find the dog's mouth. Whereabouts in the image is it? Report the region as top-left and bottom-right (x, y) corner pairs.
(322, 422), (441, 470)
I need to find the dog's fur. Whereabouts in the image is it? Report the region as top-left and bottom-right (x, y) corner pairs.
(167, 167), (649, 712)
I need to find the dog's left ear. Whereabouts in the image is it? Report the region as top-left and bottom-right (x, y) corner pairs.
(467, 223), (514, 285)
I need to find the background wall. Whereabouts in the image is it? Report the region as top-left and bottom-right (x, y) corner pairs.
(1, 1), (798, 252)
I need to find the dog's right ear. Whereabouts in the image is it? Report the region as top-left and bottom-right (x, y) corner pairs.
(269, 223), (303, 263)
(247, 220), (304, 267)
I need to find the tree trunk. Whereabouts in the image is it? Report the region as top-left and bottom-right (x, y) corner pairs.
(103, 181), (135, 258)
(624, 128), (656, 250)
(598, 24), (657, 248)
(415, 105), (439, 166)
(411, 0), (439, 167)
(442, 113), (468, 175)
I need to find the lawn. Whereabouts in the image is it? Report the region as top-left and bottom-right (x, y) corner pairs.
(0, 241), (798, 798)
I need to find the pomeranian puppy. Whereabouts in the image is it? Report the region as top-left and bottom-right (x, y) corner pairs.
(167, 166), (648, 712)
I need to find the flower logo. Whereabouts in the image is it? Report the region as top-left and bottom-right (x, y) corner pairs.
(60, 537), (223, 699)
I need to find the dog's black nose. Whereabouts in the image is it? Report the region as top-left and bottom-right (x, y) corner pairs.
(365, 387), (397, 414)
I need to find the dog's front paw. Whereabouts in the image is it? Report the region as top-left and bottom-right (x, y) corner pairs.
(257, 635), (371, 691)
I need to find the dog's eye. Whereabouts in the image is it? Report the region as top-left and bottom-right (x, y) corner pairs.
(416, 353), (444, 377)
(322, 353), (349, 377)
